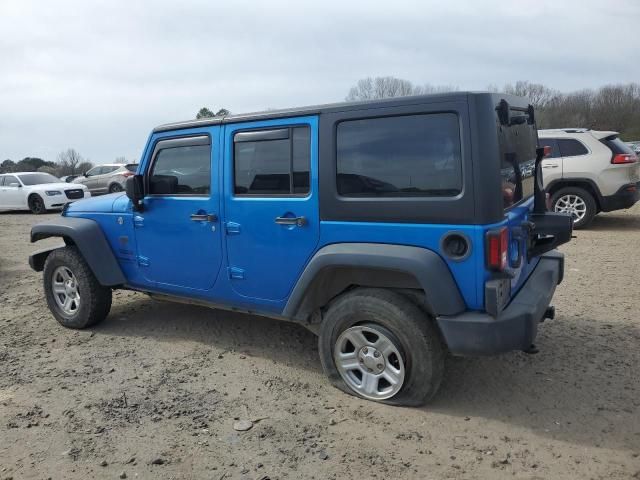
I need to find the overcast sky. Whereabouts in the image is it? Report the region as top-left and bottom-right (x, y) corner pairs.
(1, 0), (638, 164)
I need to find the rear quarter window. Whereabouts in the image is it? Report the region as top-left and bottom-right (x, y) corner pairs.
(336, 113), (462, 197)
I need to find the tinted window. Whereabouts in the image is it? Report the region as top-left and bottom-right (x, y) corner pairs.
(234, 126), (310, 195)
(104, 166), (119, 174)
(539, 138), (560, 158)
(87, 167), (100, 176)
(125, 164), (138, 172)
(498, 121), (537, 209)
(3, 175), (20, 186)
(149, 145), (210, 195)
(18, 173), (59, 185)
(558, 139), (588, 157)
(602, 136), (636, 155)
(336, 114), (462, 197)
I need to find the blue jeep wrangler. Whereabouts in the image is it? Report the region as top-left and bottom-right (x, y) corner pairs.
(29, 93), (572, 406)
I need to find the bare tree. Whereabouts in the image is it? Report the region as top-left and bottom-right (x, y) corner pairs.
(77, 161), (94, 175)
(346, 77), (420, 101)
(56, 148), (84, 176)
(114, 156), (128, 164)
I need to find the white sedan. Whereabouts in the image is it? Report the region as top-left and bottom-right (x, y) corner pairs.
(0, 172), (91, 214)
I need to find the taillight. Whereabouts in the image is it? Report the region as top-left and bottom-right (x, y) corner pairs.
(486, 227), (508, 271)
(612, 153), (637, 164)
(122, 171), (134, 177)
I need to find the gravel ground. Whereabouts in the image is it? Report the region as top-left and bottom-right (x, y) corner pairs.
(1, 206), (639, 480)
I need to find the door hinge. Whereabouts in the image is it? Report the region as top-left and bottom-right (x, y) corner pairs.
(137, 255), (150, 267)
(133, 215), (144, 228)
(225, 222), (241, 234)
(228, 267), (244, 280)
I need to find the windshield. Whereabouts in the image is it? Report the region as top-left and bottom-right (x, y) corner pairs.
(18, 173), (60, 185)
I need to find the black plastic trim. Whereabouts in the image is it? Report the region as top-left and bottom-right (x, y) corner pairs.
(437, 251), (564, 355)
(30, 216), (126, 286)
(282, 243), (466, 320)
(600, 182), (640, 212)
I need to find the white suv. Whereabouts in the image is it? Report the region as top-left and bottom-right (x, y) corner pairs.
(538, 129), (639, 228)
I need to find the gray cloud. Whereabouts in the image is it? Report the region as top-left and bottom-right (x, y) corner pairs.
(1, 0), (638, 163)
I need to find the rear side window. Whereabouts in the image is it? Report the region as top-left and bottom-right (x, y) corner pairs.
(539, 138), (560, 158)
(558, 139), (588, 157)
(149, 145), (211, 195)
(234, 126), (310, 195)
(336, 113), (462, 197)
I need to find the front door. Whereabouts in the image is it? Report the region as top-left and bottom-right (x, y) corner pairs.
(134, 131), (223, 291)
(223, 117), (319, 301)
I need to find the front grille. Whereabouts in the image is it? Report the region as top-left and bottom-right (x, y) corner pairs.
(65, 189), (84, 200)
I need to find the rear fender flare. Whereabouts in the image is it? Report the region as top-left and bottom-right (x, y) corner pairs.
(283, 243), (466, 321)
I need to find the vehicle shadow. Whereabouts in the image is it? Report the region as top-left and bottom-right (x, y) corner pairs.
(430, 314), (640, 451)
(588, 212), (640, 231)
(97, 296), (639, 451)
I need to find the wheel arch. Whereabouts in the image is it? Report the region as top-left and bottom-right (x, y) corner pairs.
(546, 178), (603, 211)
(29, 216), (126, 286)
(283, 243), (466, 323)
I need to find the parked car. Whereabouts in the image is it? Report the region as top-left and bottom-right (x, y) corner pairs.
(29, 93), (572, 405)
(538, 128), (640, 228)
(60, 175), (80, 183)
(73, 163), (138, 195)
(0, 172), (90, 214)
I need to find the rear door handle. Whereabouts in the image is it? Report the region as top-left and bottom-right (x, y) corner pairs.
(542, 164), (559, 169)
(190, 213), (218, 222)
(275, 216), (307, 227)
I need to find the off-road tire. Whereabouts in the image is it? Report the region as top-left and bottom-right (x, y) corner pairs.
(551, 186), (597, 229)
(318, 288), (445, 406)
(43, 246), (112, 329)
(28, 194), (46, 214)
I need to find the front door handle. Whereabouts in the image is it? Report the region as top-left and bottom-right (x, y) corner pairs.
(190, 213), (218, 222)
(275, 216), (307, 227)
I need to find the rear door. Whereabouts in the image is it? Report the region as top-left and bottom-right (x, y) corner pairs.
(557, 138), (591, 181)
(222, 116), (319, 301)
(1, 175), (25, 208)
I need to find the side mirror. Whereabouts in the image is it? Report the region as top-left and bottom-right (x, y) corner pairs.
(125, 175), (144, 211)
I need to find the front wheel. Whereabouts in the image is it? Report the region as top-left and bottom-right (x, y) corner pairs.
(43, 246), (112, 329)
(551, 187), (596, 229)
(28, 194), (46, 214)
(318, 288), (445, 406)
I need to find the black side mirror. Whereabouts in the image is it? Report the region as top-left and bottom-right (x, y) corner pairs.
(125, 175), (144, 211)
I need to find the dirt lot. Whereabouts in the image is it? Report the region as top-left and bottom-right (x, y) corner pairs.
(1, 207), (639, 480)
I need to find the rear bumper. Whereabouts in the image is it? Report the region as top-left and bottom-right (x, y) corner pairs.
(600, 182), (639, 212)
(436, 251), (564, 356)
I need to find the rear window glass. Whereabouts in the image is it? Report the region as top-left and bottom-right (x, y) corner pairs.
(499, 123), (537, 209)
(336, 113), (462, 197)
(125, 164), (138, 172)
(558, 139), (588, 157)
(602, 136), (635, 155)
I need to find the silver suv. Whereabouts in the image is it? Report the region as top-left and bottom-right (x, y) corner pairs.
(73, 163), (138, 195)
(539, 129), (639, 228)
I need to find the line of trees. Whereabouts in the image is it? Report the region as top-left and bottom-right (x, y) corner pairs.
(1, 148), (94, 177)
(196, 107), (229, 119)
(347, 77), (640, 140)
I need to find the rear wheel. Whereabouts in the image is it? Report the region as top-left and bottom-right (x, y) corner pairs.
(43, 247), (112, 329)
(109, 183), (123, 193)
(28, 194), (46, 214)
(551, 186), (596, 229)
(318, 288), (445, 406)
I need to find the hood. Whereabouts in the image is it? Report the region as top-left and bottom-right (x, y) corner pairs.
(65, 192), (129, 213)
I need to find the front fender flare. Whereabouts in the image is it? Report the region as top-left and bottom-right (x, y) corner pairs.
(283, 243), (466, 320)
(30, 216), (126, 286)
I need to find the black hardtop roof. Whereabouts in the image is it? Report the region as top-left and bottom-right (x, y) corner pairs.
(152, 91), (524, 133)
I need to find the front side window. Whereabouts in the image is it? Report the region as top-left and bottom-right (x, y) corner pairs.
(336, 113), (462, 197)
(149, 144), (211, 195)
(4, 175), (20, 186)
(234, 126), (310, 195)
(558, 138), (588, 157)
